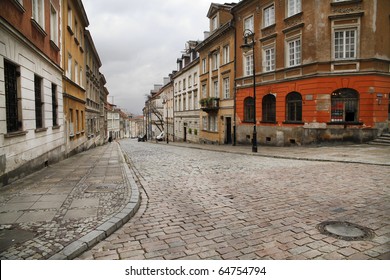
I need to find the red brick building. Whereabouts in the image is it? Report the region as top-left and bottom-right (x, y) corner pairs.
(232, 0), (390, 146)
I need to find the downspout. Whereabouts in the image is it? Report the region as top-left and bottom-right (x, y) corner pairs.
(233, 21), (237, 146)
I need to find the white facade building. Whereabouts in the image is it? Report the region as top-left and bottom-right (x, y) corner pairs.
(173, 41), (200, 143)
(0, 20), (64, 186)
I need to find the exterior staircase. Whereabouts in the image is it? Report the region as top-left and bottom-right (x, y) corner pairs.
(369, 133), (390, 146)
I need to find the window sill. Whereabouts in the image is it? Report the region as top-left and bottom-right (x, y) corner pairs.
(261, 121), (277, 124)
(31, 18), (47, 37)
(35, 127), (48, 133)
(331, 0), (362, 7)
(283, 121), (304, 125)
(52, 125), (61, 130)
(50, 40), (60, 52)
(67, 25), (74, 35)
(4, 130), (28, 138)
(327, 122), (363, 126)
(11, 0), (26, 13)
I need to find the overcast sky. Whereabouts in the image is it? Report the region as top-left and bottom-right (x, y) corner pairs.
(83, 0), (219, 115)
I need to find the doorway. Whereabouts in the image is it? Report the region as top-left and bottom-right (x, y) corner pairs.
(184, 126), (187, 142)
(225, 117), (232, 144)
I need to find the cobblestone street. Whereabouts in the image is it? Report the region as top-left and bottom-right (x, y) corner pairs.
(77, 139), (389, 260)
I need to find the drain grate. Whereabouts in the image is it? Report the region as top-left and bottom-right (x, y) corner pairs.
(317, 221), (375, 241)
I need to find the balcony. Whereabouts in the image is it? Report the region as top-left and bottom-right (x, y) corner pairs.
(200, 97), (220, 112)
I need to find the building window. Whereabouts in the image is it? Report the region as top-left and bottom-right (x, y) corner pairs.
(331, 88), (359, 123)
(209, 115), (218, 132)
(34, 75), (43, 129)
(202, 58), (207, 74)
(262, 94), (276, 122)
(4, 60), (22, 133)
(244, 97), (255, 122)
(50, 5), (59, 45)
(76, 110), (79, 132)
(202, 84), (207, 98)
(223, 45), (230, 64)
(212, 52), (219, 70)
(69, 109), (74, 136)
(183, 78), (186, 90)
(52, 84), (58, 127)
(67, 53), (72, 79)
(263, 46), (275, 72)
(75, 61), (79, 84)
(213, 80), (219, 98)
(212, 15), (218, 31)
(244, 15), (254, 32)
(264, 4), (275, 27)
(223, 77), (230, 99)
(287, 38), (301, 67)
(188, 75), (192, 88)
(286, 92), (302, 122)
(244, 53), (254, 76)
(194, 91), (198, 109)
(193, 73), (198, 85)
(287, 0), (301, 17)
(32, 0), (44, 27)
(67, 6), (72, 29)
(202, 116), (208, 130)
(334, 29), (357, 60)
(80, 67), (83, 86)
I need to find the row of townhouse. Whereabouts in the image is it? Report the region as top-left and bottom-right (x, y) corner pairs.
(0, 0), (122, 186)
(145, 0), (390, 147)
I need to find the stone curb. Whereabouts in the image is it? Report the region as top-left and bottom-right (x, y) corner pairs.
(48, 143), (141, 260)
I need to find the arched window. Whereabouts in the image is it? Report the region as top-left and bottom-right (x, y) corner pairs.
(286, 92), (302, 122)
(244, 97), (254, 122)
(262, 94), (276, 122)
(331, 88), (359, 123)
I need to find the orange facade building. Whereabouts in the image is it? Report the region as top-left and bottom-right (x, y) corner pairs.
(232, 0), (390, 146)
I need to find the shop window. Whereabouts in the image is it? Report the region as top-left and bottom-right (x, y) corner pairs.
(331, 88), (359, 123)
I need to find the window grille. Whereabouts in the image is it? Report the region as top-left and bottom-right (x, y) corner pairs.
(34, 75), (43, 129)
(4, 61), (20, 133)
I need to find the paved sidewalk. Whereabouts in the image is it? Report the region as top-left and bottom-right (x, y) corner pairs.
(0, 142), (140, 260)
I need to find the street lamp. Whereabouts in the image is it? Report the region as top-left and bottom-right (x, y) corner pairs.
(241, 29), (257, 153)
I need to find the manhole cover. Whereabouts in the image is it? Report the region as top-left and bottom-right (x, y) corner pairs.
(317, 221), (375, 241)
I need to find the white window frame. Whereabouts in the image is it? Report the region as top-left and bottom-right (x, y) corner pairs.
(67, 6), (73, 29)
(212, 15), (218, 31)
(244, 15), (254, 32)
(334, 29), (357, 60)
(213, 52), (219, 70)
(263, 45), (275, 72)
(263, 4), (275, 28)
(213, 80), (219, 98)
(286, 37), (301, 67)
(223, 45), (230, 64)
(50, 5), (59, 45)
(202, 84), (207, 98)
(244, 52), (254, 76)
(287, 0), (301, 17)
(32, 0), (45, 28)
(223, 77), (230, 99)
(67, 53), (72, 79)
(202, 58), (207, 74)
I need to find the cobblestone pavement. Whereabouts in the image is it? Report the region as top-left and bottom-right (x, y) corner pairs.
(77, 139), (390, 260)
